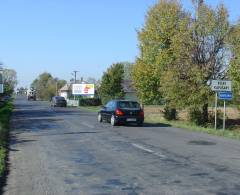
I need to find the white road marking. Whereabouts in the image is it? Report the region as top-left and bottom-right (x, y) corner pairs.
(132, 143), (166, 159)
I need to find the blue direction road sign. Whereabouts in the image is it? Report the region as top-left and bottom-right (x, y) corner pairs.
(218, 91), (233, 100)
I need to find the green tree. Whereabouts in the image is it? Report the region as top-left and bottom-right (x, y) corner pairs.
(187, 2), (229, 124)
(133, 0), (231, 125)
(55, 79), (67, 94)
(99, 63), (125, 104)
(31, 72), (53, 100)
(162, 1), (230, 125)
(31, 72), (66, 101)
(2, 69), (18, 96)
(228, 21), (240, 104)
(132, 0), (189, 105)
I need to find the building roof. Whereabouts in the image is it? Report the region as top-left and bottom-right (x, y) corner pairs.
(59, 84), (72, 92)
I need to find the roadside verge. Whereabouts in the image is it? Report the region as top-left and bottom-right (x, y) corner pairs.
(0, 101), (13, 188)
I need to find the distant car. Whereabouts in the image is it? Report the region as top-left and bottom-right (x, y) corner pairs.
(98, 100), (144, 126)
(51, 96), (67, 107)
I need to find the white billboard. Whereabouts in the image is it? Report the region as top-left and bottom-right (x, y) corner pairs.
(72, 84), (95, 95)
(211, 80), (231, 92)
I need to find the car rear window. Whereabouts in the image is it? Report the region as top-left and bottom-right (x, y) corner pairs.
(56, 96), (65, 100)
(118, 101), (140, 109)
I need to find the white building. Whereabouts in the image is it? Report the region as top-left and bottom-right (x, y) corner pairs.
(59, 84), (72, 100)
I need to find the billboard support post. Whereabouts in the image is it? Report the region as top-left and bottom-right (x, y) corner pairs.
(72, 71), (78, 100)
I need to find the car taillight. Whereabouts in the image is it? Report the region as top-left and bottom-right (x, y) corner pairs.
(116, 108), (124, 116)
(139, 110), (144, 117)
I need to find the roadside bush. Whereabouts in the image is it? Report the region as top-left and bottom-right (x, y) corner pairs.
(78, 98), (101, 106)
(188, 108), (203, 126)
(163, 106), (177, 120)
(208, 110), (223, 128)
(0, 101), (13, 176)
(188, 107), (223, 127)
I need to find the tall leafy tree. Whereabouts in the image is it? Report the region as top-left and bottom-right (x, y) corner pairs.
(133, 0), (231, 125)
(193, 2), (229, 123)
(228, 21), (240, 104)
(162, 1), (230, 124)
(31, 72), (66, 100)
(99, 63), (125, 104)
(2, 69), (18, 96)
(31, 72), (53, 100)
(132, 0), (189, 105)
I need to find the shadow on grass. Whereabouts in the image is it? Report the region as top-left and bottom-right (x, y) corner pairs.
(226, 119), (240, 130)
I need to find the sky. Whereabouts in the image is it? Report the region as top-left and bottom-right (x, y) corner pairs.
(0, 0), (239, 87)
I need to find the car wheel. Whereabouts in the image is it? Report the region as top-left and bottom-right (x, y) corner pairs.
(110, 115), (116, 126)
(137, 122), (143, 127)
(98, 113), (102, 122)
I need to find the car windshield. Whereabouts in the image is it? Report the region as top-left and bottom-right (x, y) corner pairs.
(118, 101), (140, 109)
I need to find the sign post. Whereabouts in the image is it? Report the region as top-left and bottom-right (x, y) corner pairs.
(223, 100), (226, 131)
(211, 80), (232, 130)
(218, 91), (233, 131)
(214, 92), (217, 129)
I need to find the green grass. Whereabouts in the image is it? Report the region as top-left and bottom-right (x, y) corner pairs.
(145, 115), (240, 140)
(0, 101), (13, 176)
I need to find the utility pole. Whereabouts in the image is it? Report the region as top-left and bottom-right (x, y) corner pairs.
(55, 81), (58, 96)
(72, 71), (78, 100)
(73, 71), (78, 84)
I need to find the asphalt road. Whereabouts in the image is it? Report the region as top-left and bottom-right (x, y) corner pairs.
(2, 96), (240, 195)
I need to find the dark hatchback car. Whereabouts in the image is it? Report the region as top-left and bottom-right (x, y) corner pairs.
(98, 100), (144, 126)
(51, 96), (67, 107)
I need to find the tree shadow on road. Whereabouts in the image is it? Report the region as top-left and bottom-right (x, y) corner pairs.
(121, 122), (172, 128)
(143, 122), (172, 127)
